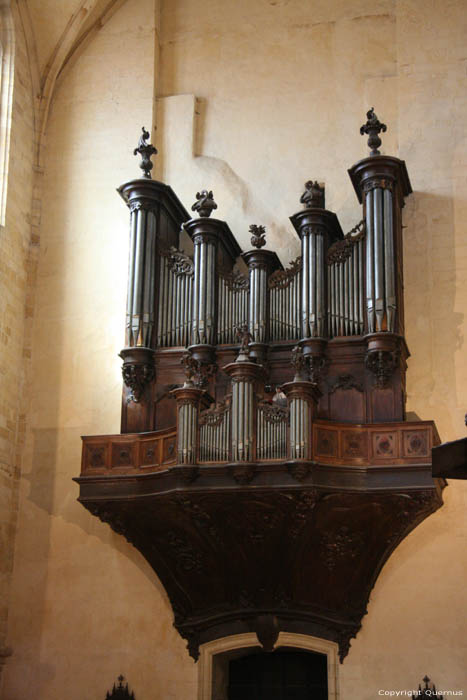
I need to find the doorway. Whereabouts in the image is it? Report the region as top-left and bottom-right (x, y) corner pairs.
(227, 648), (328, 700)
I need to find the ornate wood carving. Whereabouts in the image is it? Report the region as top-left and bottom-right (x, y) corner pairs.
(268, 257), (301, 289)
(120, 348), (155, 403)
(326, 219), (365, 264)
(329, 374), (363, 394)
(133, 126), (157, 179)
(365, 349), (399, 389)
(191, 189), (217, 217)
(249, 224), (266, 249)
(360, 107), (387, 156)
(76, 477), (444, 663)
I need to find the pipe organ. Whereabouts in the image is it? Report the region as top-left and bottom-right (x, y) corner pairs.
(77, 111), (444, 664)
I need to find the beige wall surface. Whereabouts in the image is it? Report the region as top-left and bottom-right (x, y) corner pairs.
(0, 0), (35, 680)
(3, 0), (467, 698)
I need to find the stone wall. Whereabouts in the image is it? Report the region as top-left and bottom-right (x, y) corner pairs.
(2, 0), (467, 698)
(0, 0), (35, 685)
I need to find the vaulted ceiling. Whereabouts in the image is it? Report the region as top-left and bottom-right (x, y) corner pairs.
(14, 0), (129, 165)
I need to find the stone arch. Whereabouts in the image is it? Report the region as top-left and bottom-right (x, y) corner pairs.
(197, 632), (339, 700)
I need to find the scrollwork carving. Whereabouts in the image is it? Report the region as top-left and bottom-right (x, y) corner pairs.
(122, 362), (154, 402)
(365, 349), (399, 389)
(222, 268), (249, 291)
(199, 400), (230, 426)
(257, 400), (289, 424)
(362, 177), (394, 193)
(165, 246), (194, 277)
(268, 257), (301, 289)
(326, 219), (365, 265)
(181, 351), (216, 388)
(321, 526), (366, 570)
(329, 374), (363, 394)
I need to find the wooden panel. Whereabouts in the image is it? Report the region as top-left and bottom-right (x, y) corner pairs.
(81, 428), (176, 475)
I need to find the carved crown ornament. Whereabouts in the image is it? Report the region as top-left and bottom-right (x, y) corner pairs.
(76, 115), (446, 668)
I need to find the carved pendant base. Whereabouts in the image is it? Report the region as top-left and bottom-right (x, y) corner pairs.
(119, 346), (155, 402)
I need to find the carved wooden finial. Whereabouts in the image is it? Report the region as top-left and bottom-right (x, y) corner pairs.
(191, 190), (217, 217)
(249, 224), (266, 248)
(133, 127), (157, 179)
(300, 180), (325, 209)
(360, 108), (387, 156)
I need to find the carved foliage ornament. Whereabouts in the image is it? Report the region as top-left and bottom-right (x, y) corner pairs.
(122, 362), (155, 402)
(106, 675), (135, 700)
(268, 257), (301, 289)
(191, 190), (217, 217)
(321, 525), (366, 570)
(199, 399), (230, 426)
(258, 400), (289, 424)
(223, 268), (249, 292)
(327, 219), (365, 265)
(181, 351), (216, 388)
(329, 374), (363, 394)
(249, 224), (266, 249)
(291, 344), (308, 381)
(365, 349), (399, 389)
(308, 354), (328, 385)
(133, 126), (157, 179)
(165, 246), (194, 277)
(362, 177), (394, 194)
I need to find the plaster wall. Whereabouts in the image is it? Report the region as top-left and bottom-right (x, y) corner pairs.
(3, 0), (467, 699)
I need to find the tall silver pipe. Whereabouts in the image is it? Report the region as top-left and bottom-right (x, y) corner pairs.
(358, 240), (364, 334)
(374, 187), (384, 331)
(338, 263), (343, 336)
(131, 209), (145, 344)
(302, 233), (309, 337)
(192, 243), (200, 344)
(308, 234), (316, 336)
(343, 257), (349, 335)
(198, 241), (206, 342)
(366, 189), (375, 332)
(126, 212), (138, 343)
(142, 212), (155, 347)
(384, 188), (396, 331)
(352, 246), (358, 334)
(316, 234), (324, 336)
(156, 256), (164, 345)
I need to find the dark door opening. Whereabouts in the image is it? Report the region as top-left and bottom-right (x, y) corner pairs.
(227, 648), (328, 700)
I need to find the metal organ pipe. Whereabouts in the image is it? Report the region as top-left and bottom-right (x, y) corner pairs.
(365, 189), (375, 333)
(374, 188), (384, 331)
(384, 188), (396, 331)
(364, 183), (397, 334)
